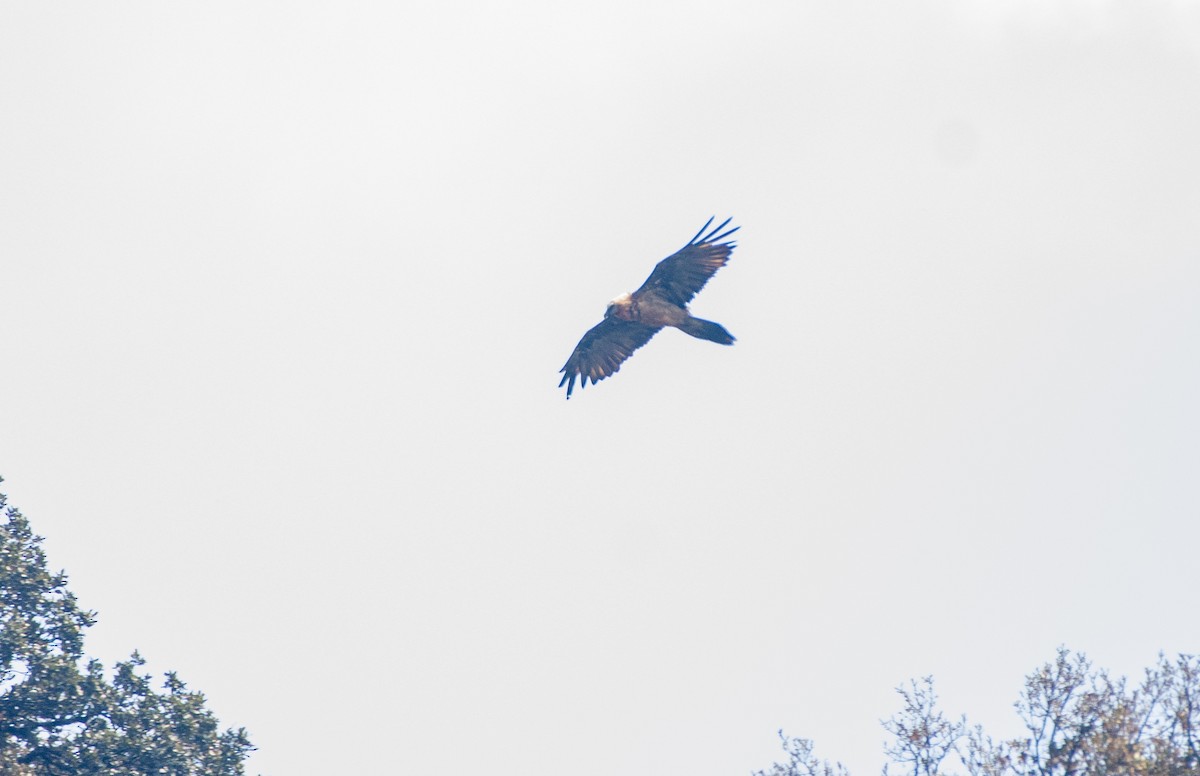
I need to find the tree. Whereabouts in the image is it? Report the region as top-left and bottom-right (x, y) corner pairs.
(0, 479), (253, 774)
(750, 730), (849, 776)
(882, 677), (965, 776)
(755, 648), (1200, 776)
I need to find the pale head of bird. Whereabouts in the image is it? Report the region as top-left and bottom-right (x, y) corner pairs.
(604, 292), (634, 321)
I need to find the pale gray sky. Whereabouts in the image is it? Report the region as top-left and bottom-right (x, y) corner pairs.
(2, 2), (1199, 774)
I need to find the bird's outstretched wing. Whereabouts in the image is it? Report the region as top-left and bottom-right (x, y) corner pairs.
(634, 217), (739, 307)
(558, 318), (661, 399)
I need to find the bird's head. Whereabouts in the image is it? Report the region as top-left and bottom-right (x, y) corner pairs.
(605, 292), (634, 320)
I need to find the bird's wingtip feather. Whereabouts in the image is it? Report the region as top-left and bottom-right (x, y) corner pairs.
(687, 216), (716, 246)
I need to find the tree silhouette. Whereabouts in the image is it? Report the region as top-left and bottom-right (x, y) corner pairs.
(0, 479), (253, 775)
(757, 647), (1200, 776)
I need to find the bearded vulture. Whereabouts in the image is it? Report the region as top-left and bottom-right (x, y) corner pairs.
(558, 217), (739, 399)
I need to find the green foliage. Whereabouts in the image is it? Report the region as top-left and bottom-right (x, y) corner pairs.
(0, 481), (253, 775)
(757, 647), (1200, 776)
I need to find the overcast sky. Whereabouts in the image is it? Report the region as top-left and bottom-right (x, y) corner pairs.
(2, 1), (1199, 774)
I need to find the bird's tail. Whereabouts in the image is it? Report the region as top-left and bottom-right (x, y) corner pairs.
(678, 316), (735, 345)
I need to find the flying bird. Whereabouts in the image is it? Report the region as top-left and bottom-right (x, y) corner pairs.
(558, 217), (739, 399)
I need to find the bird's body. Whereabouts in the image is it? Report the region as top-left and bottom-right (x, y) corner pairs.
(558, 217), (739, 399)
(605, 291), (685, 327)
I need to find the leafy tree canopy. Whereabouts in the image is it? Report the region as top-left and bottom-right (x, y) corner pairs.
(0, 479), (253, 775)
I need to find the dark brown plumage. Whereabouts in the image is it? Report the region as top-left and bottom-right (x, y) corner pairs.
(558, 217), (739, 399)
